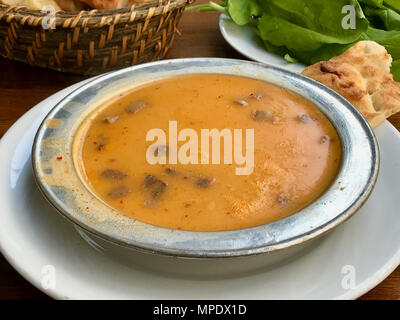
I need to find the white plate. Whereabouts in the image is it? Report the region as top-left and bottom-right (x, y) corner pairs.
(1, 79), (400, 300)
(219, 14), (306, 72)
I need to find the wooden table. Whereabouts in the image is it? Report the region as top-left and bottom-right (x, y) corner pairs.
(0, 3), (399, 300)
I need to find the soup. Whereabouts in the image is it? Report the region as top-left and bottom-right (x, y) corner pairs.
(75, 74), (341, 231)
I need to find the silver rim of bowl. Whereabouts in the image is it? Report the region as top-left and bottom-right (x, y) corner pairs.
(31, 58), (379, 258)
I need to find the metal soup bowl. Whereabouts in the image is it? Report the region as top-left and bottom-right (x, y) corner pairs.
(32, 58), (379, 258)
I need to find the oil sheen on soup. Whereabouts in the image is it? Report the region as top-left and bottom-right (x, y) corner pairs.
(76, 74), (341, 231)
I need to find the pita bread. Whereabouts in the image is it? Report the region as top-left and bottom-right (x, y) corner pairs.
(302, 40), (400, 128)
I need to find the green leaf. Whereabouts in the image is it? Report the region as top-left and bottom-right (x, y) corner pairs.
(258, 0), (368, 35)
(284, 53), (298, 63)
(256, 0), (368, 54)
(293, 42), (358, 65)
(391, 59), (400, 81)
(363, 3), (400, 30)
(227, 0), (262, 25)
(384, 0), (400, 13)
(359, 0), (384, 8)
(262, 40), (290, 56)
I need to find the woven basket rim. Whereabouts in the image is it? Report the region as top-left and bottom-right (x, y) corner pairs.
(0, 0), (192, 75)
(0, 0), (191, 27)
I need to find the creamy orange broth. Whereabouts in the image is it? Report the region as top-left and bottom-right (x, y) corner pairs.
(76, 74), (341, 231)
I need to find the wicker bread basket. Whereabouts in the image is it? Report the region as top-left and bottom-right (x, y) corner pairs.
(0, 0), (193, 75)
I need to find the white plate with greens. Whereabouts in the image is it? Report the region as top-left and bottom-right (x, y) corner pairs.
(216, 0), (400, 80)
(219, 14), (306, 73)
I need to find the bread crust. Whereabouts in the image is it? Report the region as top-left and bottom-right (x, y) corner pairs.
(56, 0), (87, 11)
(302, 41), (400, 128)
(1, 0), (61, 10)
(78, 0), (118, 9)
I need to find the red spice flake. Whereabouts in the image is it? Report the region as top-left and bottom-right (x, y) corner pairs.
(56, 156), (63, 160)
(340, 187), (345, 191)
(93, 141), (97, 144)
(85, 207), (89, 210)
(184, 203), (191, 208)
(120, 200), (124, 204)
(226, 212), (231, 215)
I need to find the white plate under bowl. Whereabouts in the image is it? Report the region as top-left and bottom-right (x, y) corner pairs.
(1, 79), (400, 299)
(219, 14), (306, 72)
